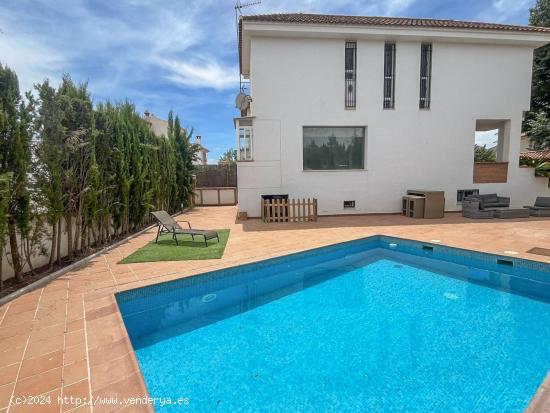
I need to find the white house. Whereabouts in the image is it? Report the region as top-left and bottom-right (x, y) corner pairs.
(144, 110), (170, 136)
(235, 13), (550, 217)
(193, 135), (209, 166)
(143, 111), (209, 165)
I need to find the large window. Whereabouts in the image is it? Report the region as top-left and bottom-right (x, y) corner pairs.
(419, 43), (432, 109)
(345, 41), (357, 108)
(383, 42), (396, 109)
(238, 126), (252, 161)
(303, 127), (365, 170)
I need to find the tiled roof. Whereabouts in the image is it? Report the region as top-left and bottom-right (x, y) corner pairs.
(241, 13), (550, 33)
(238, 13), (550, 73)
(520, 149), (550, 161)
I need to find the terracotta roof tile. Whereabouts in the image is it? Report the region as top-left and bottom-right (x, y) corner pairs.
(520, 149), (550, 161)
(241, 13), (550, 33)
(239, 13), (550, 73)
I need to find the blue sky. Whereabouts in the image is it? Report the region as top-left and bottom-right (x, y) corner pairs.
(0, 0), (536, 161)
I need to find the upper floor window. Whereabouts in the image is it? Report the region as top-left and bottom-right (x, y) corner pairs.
(238, 126), (252, 161)
(303, 126), (365, 170)
(345, 41), (357, 108)
(419, 43), (432, 109)
(383, 42), (396, 109)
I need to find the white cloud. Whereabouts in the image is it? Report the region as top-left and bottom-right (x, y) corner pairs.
(0, 29), (66, 92)
(475, 130), (499, 147)
(160, 58), (238, 90)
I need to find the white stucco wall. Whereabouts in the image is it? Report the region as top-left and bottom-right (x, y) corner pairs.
(237, 35), (550, 216)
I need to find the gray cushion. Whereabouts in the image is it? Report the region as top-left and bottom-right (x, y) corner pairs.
(480, 194), (498, 203)
(535, 197), (550, 207)
(484, 202), (509, 208)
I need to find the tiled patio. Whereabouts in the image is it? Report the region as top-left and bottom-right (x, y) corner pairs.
(0, 206), (549, 412)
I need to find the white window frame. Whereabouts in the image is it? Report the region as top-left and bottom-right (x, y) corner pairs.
(237, 126), (253, 161)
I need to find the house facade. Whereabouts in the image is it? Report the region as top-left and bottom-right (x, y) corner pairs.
(235, 13), (550, 217)
(193, 135), (209, 166)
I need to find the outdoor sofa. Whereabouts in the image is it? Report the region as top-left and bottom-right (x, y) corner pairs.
(462, 194), (510, 219)
(524, 196), (550, 217)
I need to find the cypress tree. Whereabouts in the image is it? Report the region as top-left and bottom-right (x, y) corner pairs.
(34, 80), (64, 269)
(0, 63), (30, 280)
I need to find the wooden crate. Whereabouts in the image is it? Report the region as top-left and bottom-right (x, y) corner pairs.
(261, 198), (318, 223)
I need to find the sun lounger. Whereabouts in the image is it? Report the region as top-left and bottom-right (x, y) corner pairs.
(150, 210), (219, 247)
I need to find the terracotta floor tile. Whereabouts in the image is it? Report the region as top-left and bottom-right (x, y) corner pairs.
(0, 382), (14, 409)
(88, 338), (131, 367)
(66, 319), (84, 333)
(19, 350), (63, 379)
(9, 387), (61, 413)
(63, 404), (91, 413)
(64, 405), (91, 413)
(65, 330), (85, 348)
(0, 345), (25, 369)
(0, 309), (35, 327)
(90, 353), (137, 392)
(64, 345), (86, 366)
(30, 322), (65, 341)
(85, 304), (117, 322)
(86, 324), (125, 350)
(25, 335), (64, 359)
(63, 359), (88, 386)
(93, 373), (147, 413)
(13, 366), (62, 398)
(0, 321), (32, 339)
(61, 379), (89, 412)
(0, 363), (19, 386)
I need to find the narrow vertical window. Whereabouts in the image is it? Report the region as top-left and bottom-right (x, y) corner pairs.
(345, 41), (356, 108)
(419, 43), (432, 109)
(238, 126), (252, 161)
(383, 42), (396, 109)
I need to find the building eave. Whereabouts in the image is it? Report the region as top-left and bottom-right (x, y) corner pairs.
(239, 18), (550, 76)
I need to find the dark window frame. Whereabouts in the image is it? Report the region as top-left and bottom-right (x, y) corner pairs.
(383, 42), (396, 109)
(419, 43), (432, 109)
(345, 41), (357, 108)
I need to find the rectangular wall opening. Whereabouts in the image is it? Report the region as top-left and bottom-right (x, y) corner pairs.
(473, 119), (510, 183)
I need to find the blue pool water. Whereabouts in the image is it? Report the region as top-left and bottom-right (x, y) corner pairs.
(117, 236), (550, 412)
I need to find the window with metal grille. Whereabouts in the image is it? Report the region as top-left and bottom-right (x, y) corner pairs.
(383, 42), (396, 109)
(419, 43), (432, 109)
(345, 41), (357, 108)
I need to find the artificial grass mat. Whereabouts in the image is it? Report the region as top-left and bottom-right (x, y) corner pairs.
(119, 229), (230, 264)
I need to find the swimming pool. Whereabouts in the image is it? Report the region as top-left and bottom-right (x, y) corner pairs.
(117, 236), (550, 412)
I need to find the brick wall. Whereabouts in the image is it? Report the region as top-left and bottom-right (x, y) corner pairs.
(473, 162), (508, 183)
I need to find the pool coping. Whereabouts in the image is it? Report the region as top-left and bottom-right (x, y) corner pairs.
(111, 234), (550, 412)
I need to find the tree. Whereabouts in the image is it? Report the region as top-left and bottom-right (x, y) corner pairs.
(530, 0), (550, 112)
(474, 144), (497, 162)
(0, 63), (31, 281)
(0, 172), (12, 288)
(34, 80), (65, 268)
(57, 75), (94, 259)
(2, 64), (198, 284)
(173, 116), (198, 211)
(526, 111), (550, 148)
(219, 149), (237, 164)
(524, 0), (550, 147)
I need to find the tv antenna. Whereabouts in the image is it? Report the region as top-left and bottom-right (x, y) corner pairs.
(235, 0), (261, 94)
(235, 0), (261, 15)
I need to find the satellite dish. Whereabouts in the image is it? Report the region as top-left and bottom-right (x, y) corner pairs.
(235, 92), (251, 111)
